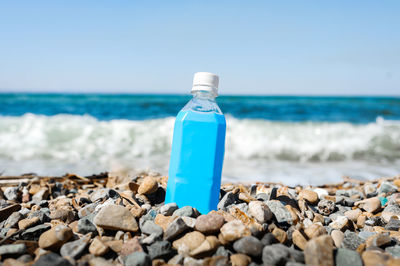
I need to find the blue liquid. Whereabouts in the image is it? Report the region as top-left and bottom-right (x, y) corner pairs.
(165, 110), (226, 214)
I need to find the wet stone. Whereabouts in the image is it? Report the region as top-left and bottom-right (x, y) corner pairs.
(233, 236), (263, 257)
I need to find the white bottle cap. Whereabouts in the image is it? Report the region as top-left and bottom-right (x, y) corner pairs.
(191, 72), (219, 95)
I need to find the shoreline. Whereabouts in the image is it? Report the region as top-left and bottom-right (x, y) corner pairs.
(0, 172), (400, 265)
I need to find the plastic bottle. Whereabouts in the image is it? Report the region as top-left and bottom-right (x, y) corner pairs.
(165, 72), (226, 214)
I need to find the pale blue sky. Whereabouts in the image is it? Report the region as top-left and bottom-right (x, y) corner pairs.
(0, 1), (399, 95)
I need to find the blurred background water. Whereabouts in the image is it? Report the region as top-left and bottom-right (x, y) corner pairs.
(1, 93), (400, 185)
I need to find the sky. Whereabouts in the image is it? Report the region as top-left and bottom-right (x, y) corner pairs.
(0, 1), (399, 95)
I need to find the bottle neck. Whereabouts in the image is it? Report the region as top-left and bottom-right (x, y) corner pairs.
(192, 90), (217, 101)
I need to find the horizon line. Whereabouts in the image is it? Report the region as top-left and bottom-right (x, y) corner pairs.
(0, 90), (399, 98)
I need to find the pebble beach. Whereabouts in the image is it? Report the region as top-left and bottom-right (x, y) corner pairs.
(0, 173), (400, 266)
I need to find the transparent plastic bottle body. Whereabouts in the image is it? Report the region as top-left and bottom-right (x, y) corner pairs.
(165, 91), (226, 214)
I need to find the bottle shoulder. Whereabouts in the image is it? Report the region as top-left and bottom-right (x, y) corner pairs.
(176, 110), (226, 124)
(181, 97), (223, 115)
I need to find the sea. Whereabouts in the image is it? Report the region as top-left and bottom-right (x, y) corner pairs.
(1, 93), (399, 185)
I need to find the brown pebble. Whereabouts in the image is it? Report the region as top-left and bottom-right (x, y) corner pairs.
(355, 197), (381, 213)
(357, 214), (367, 228)
(89, 237), (109, 256)
(38, 225), (73, 251)
(195, 213), (225, 234)
(299, 190), (319, 204)
(190, 235), (220, 258)
(230, 253), (251, 266)
(120, 237), (143, 256)
(304, 223), (326, 239)
(292, 230), (307, 250)
(3, 258), (25, 266)
(173, 231), (205, 253)
(272, 227), (287, 244)
(361, 250), (391, 266)
(138, 176), (158, 195)
(344, 209), (362, 222)
(330, 229), (344, 248)
(305, 235), (334, 266)
(366, 233), (392, 248)
(18, 216), (40, 230)
(105, 240), (123, 253)
(93, 204), (139, 232)
(154, 214), (177, 231)
(220, 220), (251, 242)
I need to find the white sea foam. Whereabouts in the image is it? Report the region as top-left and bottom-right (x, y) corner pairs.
(0, 113), (399, 185)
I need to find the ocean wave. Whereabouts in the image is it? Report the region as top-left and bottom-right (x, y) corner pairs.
(0, 113), (399, 184)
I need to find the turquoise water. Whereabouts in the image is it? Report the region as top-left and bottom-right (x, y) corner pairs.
(165, 110), (226, 214)
(0, 93), (399, 184)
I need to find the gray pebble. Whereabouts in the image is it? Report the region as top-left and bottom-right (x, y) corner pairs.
(141, 220), (163, 238)
(233, 236), (263, 257)
(4, 187), (19, 201)
(385, 245), (400, 258)
(164, 218), (190, 241)
(335, 248), (363, 266)
(341, 231), (365, 250)
(147, 240), (173, 260)
(266, 200), (292, 224)
(77, 215), (97, 235)
(21, 224), (51, 241)
(33, 252), (72, 266)
(0, 243), (26, 256)
(60, 237), (89, 259)
(378, 182), (397, 194)
(173, 206), (195, 217)
(4, 211), (24, 228)
(160, 203), (178, 216)
(125, 251), (151, 266)
(217, 192), (238, 210)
